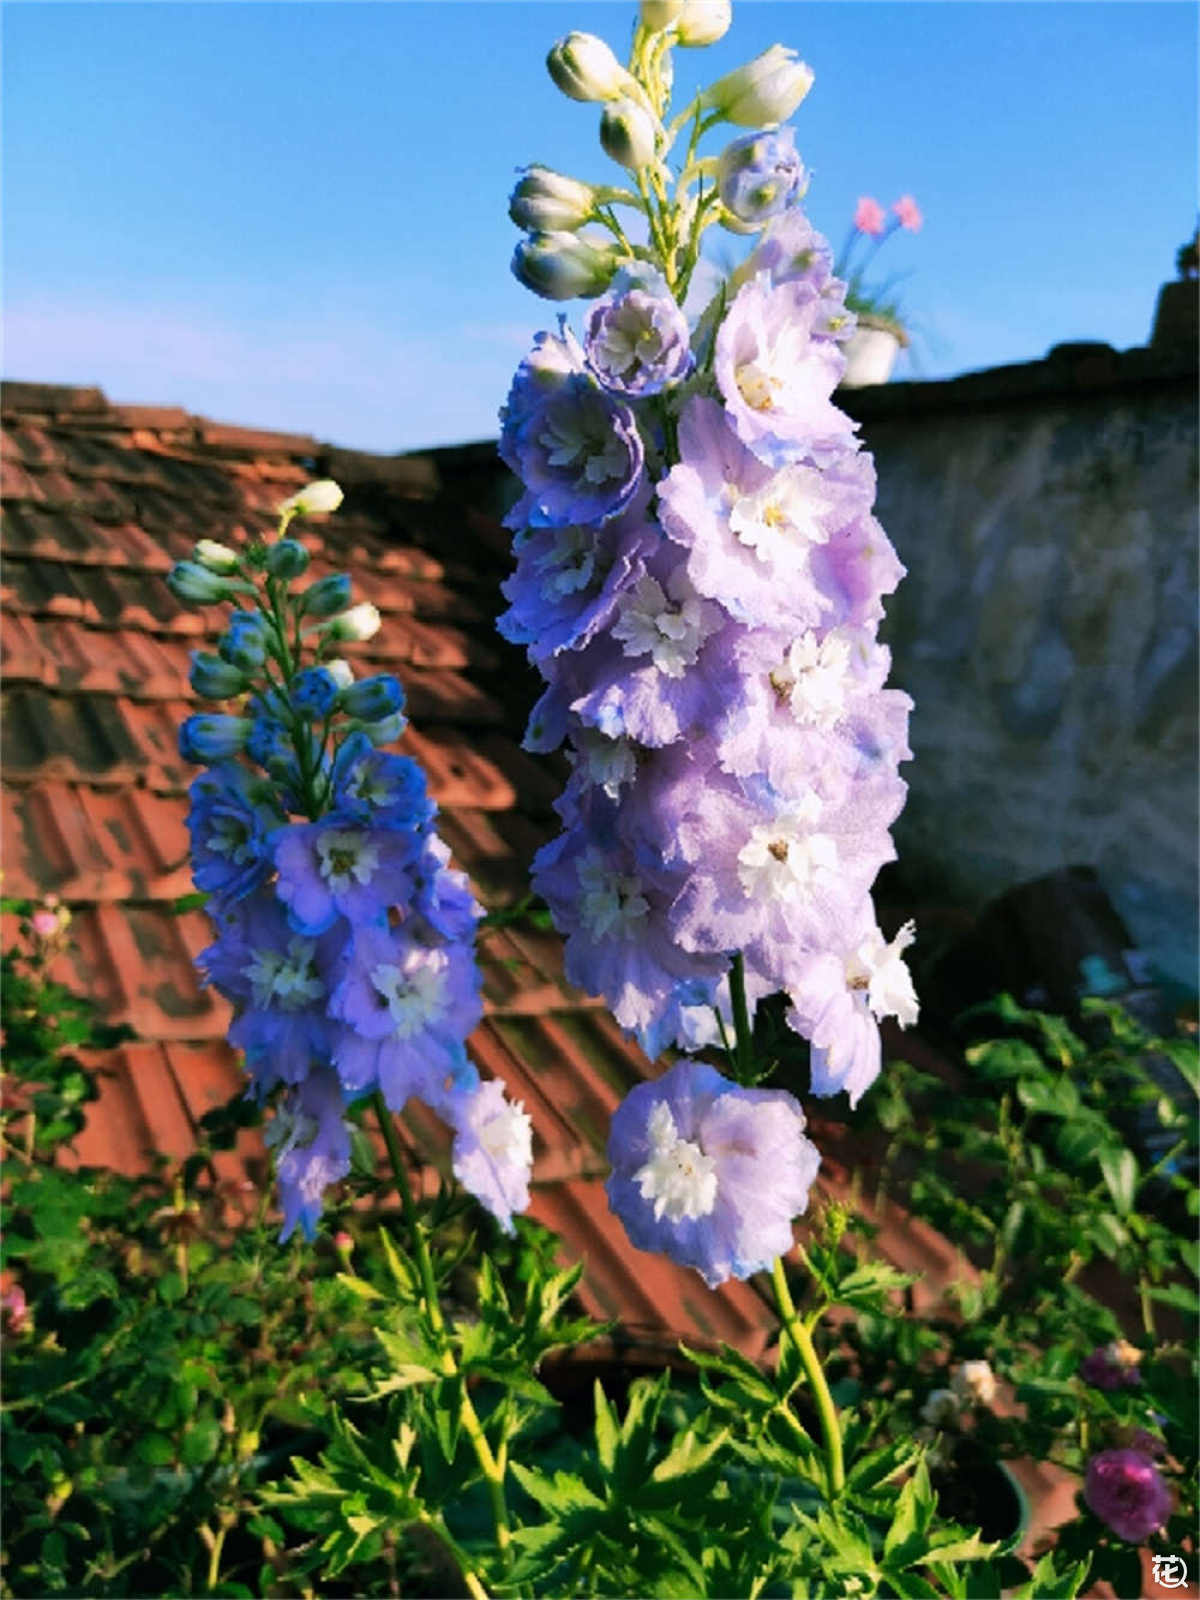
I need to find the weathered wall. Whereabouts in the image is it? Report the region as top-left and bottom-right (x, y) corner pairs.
(842, 341), (1198, 986)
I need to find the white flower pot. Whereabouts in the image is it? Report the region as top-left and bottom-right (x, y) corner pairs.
(840, 322), (904, 389)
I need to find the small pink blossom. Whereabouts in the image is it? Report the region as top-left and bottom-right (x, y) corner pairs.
(853, 195), (886, 236)
(892, 194), (923, 232)
(31, 910), (59, 939)
(1085, 1449), (1172, 1543)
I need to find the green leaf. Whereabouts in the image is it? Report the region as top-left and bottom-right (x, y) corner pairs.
(1016, 1077), (1080, 1119)
(1098, 1146), (1138, 1216)
(1147, 1282), (1200, 1313)
(509, 1462), (605, 1516)
(593, 1379), (619, 1475)
(336, 1272), (384, 1302)
(832, 1259), (917, 1311)
(965, 1039), (1044, 1082)
(883, 1460), (936, 1565)
(914, 1529), (998, 1566)
(376, 1226), (418, 1296)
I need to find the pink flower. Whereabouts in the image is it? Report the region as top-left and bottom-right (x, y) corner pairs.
(892, 194), (923, 232)
(31, 909), (59, 939)
(853, 195), (886, 236)
(1085, 1449), (1172, 1543)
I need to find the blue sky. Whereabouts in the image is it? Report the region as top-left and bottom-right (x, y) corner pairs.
(4, 2), (1195, 452)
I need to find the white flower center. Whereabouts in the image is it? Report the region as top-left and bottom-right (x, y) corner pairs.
(728, 467), (832, 561)
(210, 814), (253, 863)
(736, 797), (838, 903)
(577, 850), (649, 940)
(735, 358), (782, 412)
(538, 525), (597, 600)
(248, 935), (324, 1010)
(569, 731), (638, 799)
(611, 572), (718, 678)
(539, 409), (626, 486)
(316, 830), (381, 891)
(479, 1097), (534, 1167)
(264, 1104), (317, 1158)
(775, 631), (853, 728)
(634, 1101), (718, 1223)
(370, 951), (449, 1036)
(846, 920), (918, 1027)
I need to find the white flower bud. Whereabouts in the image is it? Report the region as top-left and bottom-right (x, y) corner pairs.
(192, 539), (241, 575)
(702, 44), (814, 126)
(951, 1360), (998, 1409)
(277, 478), (344, 517)
(547, 32), (637, 103)
(600, 97), (658, 172)
(511, 231), (620, 301)
(320, 603), (381, 643)
(509, 165), (596, 232)
(323, 658), (355, 690)
(640, 0), (685, 30)
(676, 0), (732, 46)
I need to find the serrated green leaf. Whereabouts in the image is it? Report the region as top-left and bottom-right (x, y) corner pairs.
(510, 1462), (605, 1515)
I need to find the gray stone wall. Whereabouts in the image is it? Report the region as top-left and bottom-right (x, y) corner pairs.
(843, 342), (1198, 986)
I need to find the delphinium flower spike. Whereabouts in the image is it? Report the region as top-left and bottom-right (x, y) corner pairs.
(500, 0), (916, 1287)
(170, 484), (532, 1238)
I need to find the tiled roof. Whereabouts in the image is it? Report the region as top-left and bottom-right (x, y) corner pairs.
(0, 380), (976, 1368)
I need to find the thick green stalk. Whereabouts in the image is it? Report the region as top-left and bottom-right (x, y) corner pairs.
(725, 951), (845, 1496)
(771, 1257), (845, 1495)
(371, 1095), (513, 1576)
(728, 951), (753, 1081)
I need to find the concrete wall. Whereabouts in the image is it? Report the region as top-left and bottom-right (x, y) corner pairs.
(841, 340), (1198, 986)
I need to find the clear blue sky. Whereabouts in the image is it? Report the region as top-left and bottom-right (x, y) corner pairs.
(4, 2), (1195, 452)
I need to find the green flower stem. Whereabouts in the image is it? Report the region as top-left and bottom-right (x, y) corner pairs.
(729, 951), (753, 1081)
(771, 1256), (845, 1495)
(371, 1094), (513, 1577)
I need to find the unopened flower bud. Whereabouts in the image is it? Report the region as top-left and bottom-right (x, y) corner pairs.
(167, 561), (237, 606)
(320, 603), (382, 644)
(189, 651), (248, 700)
(359, 710), (407, 747)
(219, 611), (270, 670)
(278, 478), (343, 517)
(703, 45), (814, 126)
(179, 714), (253, 764)
(323, 658), (355, 691)
(640, 0), (684, 30)
(267, 538), (311, 579)
(509, 166), (596, 232)
(192, 539), (241, 575)
(718, 127), (805, 229)
(676, 0), (731, 46)
(339, 674), (406, 722)
(300, 574), (353, 618)
(600, 97), (658, 172)
(512, 231), (620, 301)
(547, 32), (637, 103)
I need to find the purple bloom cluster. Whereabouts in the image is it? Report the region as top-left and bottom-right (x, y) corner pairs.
(501, 203), (916, 1283)
(175, 526), (534, 1241)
